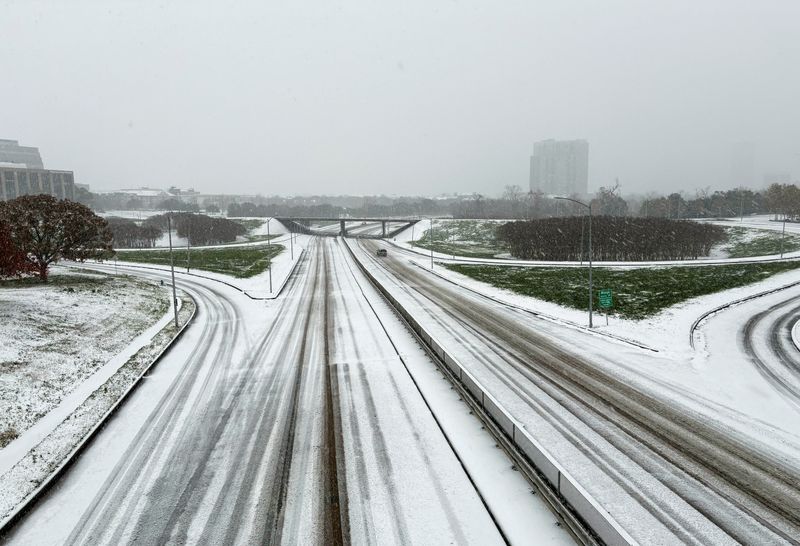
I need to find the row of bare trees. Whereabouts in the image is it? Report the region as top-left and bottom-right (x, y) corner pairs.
(144, 213), (246, 246)
(107, 217), (161, 248)
(457, 182), (800, 220)
(497, 217), (726, 261)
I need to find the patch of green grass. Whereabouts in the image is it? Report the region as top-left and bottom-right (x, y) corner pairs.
(116, 244), (283, 278)
(446, 261), (800, 320)
(723, 226), (800, 258)
(0, 273), (109, 289)
(413, 220), (508, 259)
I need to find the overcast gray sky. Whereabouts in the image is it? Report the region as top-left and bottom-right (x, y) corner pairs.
(2, 0), (799, 197)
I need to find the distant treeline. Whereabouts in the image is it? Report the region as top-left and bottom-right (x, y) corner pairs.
(227, 199), (442, 218)
(107, 217), (161, 248)
(108, 213), (246, 248)
(497, 217), (727, 261)
(145, 213), (246, 246)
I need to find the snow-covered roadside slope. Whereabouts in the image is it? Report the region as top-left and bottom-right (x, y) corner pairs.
(0, 270), (196, 525)
(0, 269), (170, 442)
(113, 232), (309, 299)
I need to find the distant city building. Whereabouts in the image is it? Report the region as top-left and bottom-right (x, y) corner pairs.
(529, 139), (589, 196)
(94, 187), (172, 209)
(0, 138), (78, 202)
(729, 141), (756, 188)
(0, 166), (75, 201)
(0, 139), (44, 169)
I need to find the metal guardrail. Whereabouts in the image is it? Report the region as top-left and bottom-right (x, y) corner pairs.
(343, 239), (636, 546)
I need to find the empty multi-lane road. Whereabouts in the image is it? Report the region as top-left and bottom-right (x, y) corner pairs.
(5, 234), (800, 545)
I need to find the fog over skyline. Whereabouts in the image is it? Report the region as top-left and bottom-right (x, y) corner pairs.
(2, 0), (799, 197)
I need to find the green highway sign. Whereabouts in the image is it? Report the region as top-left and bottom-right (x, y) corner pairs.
(598, 289), (613, 309)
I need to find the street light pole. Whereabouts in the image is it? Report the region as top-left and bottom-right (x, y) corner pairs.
(167, 213), (179, 328)
(781, 214), (787, 258)
(186, 212), (191, 273)
(588, 203), (593, 328)
(430, 217), (434, 270)
(267, 217), (273, 293)
(555, 196), (593, 328)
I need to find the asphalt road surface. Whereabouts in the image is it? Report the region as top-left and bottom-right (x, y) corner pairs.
(4, 239), (504, 545)
(355, 238), (800, 545)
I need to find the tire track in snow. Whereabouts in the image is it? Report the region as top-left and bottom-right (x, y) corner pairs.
(742, 298), (800, 408)
(357, 238), (800, 544)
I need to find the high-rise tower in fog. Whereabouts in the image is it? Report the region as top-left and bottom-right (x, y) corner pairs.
(529, 139), (589, 196)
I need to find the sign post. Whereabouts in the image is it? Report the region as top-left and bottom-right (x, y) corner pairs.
(598, 289), (613, 326)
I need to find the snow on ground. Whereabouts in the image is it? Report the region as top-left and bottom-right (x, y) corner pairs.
(334, 243), (571, 544)
(392, 216), (800, 267)
(0, 291), (195, 526)
(703, 214), (800, 234)
(0, 268), (198, 525)
(0, 269), (170, 443)
(396, 249), (800, 449)
(98, 210), (164, 221)
(114, 231), (308, 299)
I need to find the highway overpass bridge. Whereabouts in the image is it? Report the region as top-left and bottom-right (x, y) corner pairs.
(275, 217), (420, 238)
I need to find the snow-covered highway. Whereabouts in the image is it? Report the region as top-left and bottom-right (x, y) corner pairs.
(352, 238), (800, 544)
(7, 233), (800, 545)
(3, 238), (563, 545)
(741, 293), (800, 407)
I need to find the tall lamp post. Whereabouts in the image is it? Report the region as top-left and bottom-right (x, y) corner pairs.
(555, 196), (593, 328)
(266, 217), (273, 293)
(186, 211), (192, 273)
(430, 217), (434, 270)
(167, 213), (180, 328)
(780, 213), (787, 258)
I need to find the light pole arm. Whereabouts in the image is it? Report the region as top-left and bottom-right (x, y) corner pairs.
(553, 196), (590, 210)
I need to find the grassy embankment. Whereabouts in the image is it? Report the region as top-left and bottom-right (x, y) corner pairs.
(723, 226), (800, 258)
(412, 220), (507, 259)
(446, 261), (800, 320)
(116, 244), (283, 278)
(0, 270), (169, 446)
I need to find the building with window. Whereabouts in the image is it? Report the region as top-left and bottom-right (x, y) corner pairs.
(0, 166), (75, 201)
(529, 139), (589, 196)
(0, 139), (44, 169)
(0, 138), (76, 202)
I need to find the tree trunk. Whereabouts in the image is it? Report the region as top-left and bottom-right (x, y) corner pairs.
(38, 262), (48, 282)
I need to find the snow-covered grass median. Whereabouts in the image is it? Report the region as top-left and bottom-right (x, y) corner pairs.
(445, 261), (800, 320)
(116, 243), (284, 278)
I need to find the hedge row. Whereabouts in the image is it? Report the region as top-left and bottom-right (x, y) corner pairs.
(497, 216), (726, 261)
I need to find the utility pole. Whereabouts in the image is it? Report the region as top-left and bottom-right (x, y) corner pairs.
(555, 196), (593, 328)
(267, 217), (273, 293)
(290, 228), (294, 260)
(781, 214), (787, 258)
(186, 213), (191, 273)
(430, 218), (434, 270)
(588, 203), (593, 328)
(739, 187), (745, 222)
(167, 214), (179, 328)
